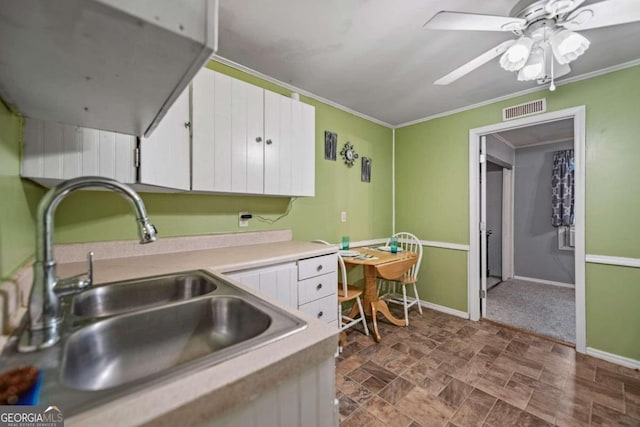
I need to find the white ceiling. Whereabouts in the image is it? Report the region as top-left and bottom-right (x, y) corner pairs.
(493, 118), (574, 147)
(217, 0), (640, 126)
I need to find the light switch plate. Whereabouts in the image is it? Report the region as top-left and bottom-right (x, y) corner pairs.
(341, 211), (347, 222)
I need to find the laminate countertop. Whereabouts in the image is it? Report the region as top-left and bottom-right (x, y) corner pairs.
(56, 240), (339, 427)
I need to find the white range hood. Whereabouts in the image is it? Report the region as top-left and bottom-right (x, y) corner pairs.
(0, 0), (218, 137)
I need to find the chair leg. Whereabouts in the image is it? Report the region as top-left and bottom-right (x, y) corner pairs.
(402, 285), (409, 326)
(376, 279), (383, 298)
(413, 283), (423, 315)
(355, 296), (369, 336)
(337, 301), (343, 353)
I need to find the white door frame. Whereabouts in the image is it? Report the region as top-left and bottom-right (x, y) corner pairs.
(468, 106), (586, 353)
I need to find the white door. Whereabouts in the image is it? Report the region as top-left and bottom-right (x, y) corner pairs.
(501, 168), (514, 281)
(139, 87), (191, 190)
(480, 135), (488, 318)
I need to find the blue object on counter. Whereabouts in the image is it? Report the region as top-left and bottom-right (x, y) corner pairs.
(390, 236), (398, 253)
(16, 370), (43, 405)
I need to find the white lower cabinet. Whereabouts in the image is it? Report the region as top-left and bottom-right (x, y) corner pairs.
(201, 356), (337, 427)
(225, 262), (297, 308)
(226, 253), (338, 327)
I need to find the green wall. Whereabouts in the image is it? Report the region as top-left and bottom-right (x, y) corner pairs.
(396, 65), (640, 359)
(0, 60), (392, 281)
(0, 101), (44, 280)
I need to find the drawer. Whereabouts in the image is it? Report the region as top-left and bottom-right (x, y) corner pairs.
(298, 294), (337, 324)
(298, 254), (337, 280)
(298, 272), (337, 305)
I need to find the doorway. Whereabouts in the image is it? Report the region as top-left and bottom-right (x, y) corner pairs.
(468, 106), (586, 353)
(483, 121), (576, 344)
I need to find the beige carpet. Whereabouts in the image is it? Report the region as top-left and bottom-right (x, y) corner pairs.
(486, 278), (575, 343)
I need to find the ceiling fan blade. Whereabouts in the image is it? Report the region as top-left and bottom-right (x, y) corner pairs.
(434, 40), (516, 85)
(424, 11), (526, 32)
(561, 0), (640, 30)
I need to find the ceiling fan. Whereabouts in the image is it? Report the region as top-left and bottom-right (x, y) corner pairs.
(424, 0), (640, 90)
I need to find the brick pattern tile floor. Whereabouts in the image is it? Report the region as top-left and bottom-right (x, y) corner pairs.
(336, 307), (640, 427)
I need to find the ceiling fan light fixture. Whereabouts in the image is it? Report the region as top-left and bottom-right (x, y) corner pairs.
(499, 36), (533, 71)
(517, 48), (545, 81)
(551, 29), (590, 64)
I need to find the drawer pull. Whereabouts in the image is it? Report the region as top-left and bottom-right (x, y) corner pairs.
(317, 311), (323, 318)
(316, 283), (323, 290)
(316, 264), (323, 272)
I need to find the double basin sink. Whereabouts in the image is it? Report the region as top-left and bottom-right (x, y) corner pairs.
(1, 271), (306, 415)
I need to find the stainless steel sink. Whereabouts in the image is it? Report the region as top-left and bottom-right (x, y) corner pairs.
(62, 296), (271, 391)
(71, 272), (216, 318)
(0, 270), (306, 416)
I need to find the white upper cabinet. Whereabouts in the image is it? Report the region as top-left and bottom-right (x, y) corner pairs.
(21, 67), (315, 197)
(22, 118), (136, 188)
(0, 0), (218, 137)
(138, 87), (191, 191)
(191, 67), (315, 197)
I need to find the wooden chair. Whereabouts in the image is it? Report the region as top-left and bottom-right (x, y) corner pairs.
(312, 241), (369, 338)
(377, 232), (423, 325)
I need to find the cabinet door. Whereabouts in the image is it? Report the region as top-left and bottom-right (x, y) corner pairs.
(290, 101), (315, 196)
(246, 84), (265, 194)
(231, 78), (263, 194)
(227, 263), (297, 307)
(192, 68), (235, 192)
(22, 117), (136, 186)
(300, 102), (316, 196)
(264, 90), (293, 196)
(139, 86), (191, 190)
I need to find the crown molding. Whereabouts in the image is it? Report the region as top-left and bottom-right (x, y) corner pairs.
(395, 58), (640, 129)
(210, 55), (393, 128)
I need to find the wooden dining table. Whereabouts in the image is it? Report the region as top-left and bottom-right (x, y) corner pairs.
(342, 247), (418, 342)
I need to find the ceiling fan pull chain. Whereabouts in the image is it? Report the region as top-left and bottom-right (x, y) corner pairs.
(550, 53), (557, 91)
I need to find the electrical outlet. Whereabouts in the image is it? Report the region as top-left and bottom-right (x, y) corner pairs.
(239, 211), (249, 227)
(341, 211), (347, 222)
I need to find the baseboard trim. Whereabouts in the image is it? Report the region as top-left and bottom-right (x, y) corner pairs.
(586, 254), (640, 268)
(419, 300), (469, 319)
(586, 347), (640, 370)
(513, 275), (575, 289)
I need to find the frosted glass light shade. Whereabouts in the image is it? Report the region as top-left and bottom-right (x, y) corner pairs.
(499, 37), (534, 71)
(551, 30), (590, 64)
(517, 48), (545, 81)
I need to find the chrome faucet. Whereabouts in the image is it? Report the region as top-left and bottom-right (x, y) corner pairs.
(19, 177), (157, 351)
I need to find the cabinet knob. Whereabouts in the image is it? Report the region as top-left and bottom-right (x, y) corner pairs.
(184, 121), (191, 129)
(316, 283), (323, 290)
(255, 136), (262, 143)
(317, 311), (323, 318)
(266, 139), (273, 145)
(316, 265), (323, 272)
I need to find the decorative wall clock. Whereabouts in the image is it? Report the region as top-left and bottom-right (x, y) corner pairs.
(340, 142), (358, 167)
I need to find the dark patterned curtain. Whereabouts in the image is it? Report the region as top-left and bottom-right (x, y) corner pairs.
(551, 149), (575, 227)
